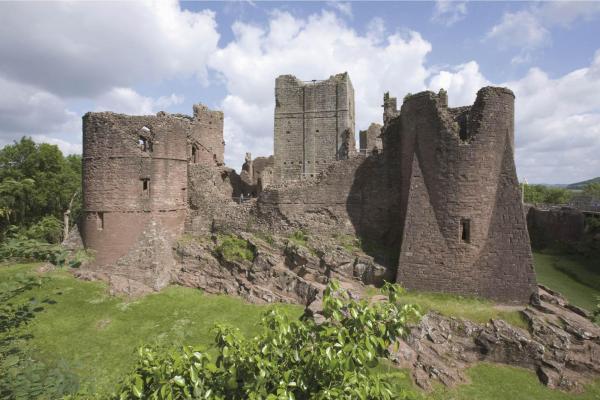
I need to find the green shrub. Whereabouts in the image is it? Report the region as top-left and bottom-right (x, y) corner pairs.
(115, 281), (420, 399)
(215, 235), (255, 262)
(0, 237), (84, 268)
(289, 230), (309, 247)
(335, 234), (361, 253)
(25, 215), (63, 244)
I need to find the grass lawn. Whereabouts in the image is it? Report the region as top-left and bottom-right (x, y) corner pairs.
(428, 363), (600, 400)
(533, 251), (600, 311)
(1, 248), (599, 399)
(0, 263), (302, 396)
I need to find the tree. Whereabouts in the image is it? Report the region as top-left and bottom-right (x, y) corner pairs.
(522, 184), (572, 205)
(0, 137), (81, 242)
(583, 182), (600, 198)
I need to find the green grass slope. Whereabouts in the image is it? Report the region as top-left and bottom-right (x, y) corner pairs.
(534, 252), (600, 311)
(1, 248), (600, 399)
(0, 263), (302, 396)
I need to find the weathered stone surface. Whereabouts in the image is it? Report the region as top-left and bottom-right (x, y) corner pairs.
(526, 206), (585, 249)
(61, 224), (84, 251)
(388, 286), (600, 392)
(273, 73), (355, 183)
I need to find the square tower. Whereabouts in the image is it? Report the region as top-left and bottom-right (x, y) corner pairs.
(274, 72), (355, 183)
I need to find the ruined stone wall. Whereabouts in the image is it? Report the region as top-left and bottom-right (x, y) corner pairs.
(188, 104), (224, 166)
(186, 164), (255, 234)
(526, 206), (585, 249)
(359, 123), (382, 153)
(394, 87), (536, 303)
(274, 73), (355, 183)
(258, 153), (399, 260)
(81, 112), (189, 267)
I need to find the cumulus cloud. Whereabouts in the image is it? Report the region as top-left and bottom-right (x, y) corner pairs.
(486, 10), (550, 51)
(210, 10), (432, 168)
(506, 53), (600, 182)
(486, 2), (600, 63)
(0, 75), (80, 148)
(431, 0), (467, 26)
(0, 0), (219, 97)
(428, 61), (490, 106)
(327, 1), (353, 18)
(95, 88), (184, 115)
(427, 53), (600, 183)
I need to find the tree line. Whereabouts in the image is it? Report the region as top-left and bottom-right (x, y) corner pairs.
(0, 137), (81, 244)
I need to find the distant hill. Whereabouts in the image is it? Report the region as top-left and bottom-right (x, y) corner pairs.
(567, 177), (600, 190)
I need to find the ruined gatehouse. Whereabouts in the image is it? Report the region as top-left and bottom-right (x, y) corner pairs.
(80, 72), (536, 303)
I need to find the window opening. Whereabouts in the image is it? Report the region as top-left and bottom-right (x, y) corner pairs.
(97, 212), (104, 231)
(461, 218), (471, 243)
(139, 136), (153, 152)
(142, 179), (150, 197)
(192, 145), (198, 163)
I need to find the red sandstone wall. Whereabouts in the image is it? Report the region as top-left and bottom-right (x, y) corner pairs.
(82, 112), (188, 266)
(395, 88), (536, 303)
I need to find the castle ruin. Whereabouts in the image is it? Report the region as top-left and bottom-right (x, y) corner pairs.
(80, 72), (536, 303)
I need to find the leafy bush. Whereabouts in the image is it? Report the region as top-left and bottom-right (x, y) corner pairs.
(215, 235), (255, 263)
(594, 297), (600, 325)
(25, 215), (63, 244)
(115, 281), (420, 399)
(0, 237), (86, 268)
(0, 272), (79, 399)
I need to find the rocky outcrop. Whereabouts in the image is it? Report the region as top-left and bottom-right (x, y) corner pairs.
(173, 232), (386, 305)
(389, 285), (600, 392)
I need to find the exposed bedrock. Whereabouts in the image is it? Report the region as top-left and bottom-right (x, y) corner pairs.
(172, 232), (386, 306)
(388, 285), (600, 392)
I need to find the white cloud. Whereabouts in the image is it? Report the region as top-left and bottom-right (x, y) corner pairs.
(31, 135), (82, 155)
(428, 61), (490, 106)
(486, 2), (600, 61)
(431, 0), (467, 26)
(0, 75), (80, 147)
(486, 10), (550, 51)
(0, 0), (219, 97)
(327, 2), (353, 18)
(424, 52), (600, 183)
(95, 88), (184, 115)
(506, 53), (600, 182)
(210, 10), (432, 168)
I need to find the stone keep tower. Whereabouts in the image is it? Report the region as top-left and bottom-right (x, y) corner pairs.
(81, 112), (189, 269)
(274, 73), (355, 182)
(393, 87), (536, 303)
(81, 105), (224, 286)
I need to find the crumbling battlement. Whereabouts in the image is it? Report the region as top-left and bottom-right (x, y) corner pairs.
(273, 73), (356, 183)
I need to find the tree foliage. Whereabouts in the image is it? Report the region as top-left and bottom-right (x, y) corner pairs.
(115, 281), (420, 400)
(522, 184), (572, 205)
(583, 183), (600, 199)
(0, 137), (81, 242)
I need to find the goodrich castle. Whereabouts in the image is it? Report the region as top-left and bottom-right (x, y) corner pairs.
(80, 72), (536, 304)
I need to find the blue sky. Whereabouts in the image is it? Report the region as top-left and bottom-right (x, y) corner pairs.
(1, 1), (599, 183)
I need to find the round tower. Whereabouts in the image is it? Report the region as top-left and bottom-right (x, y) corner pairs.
(81, 112), (189, 267)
